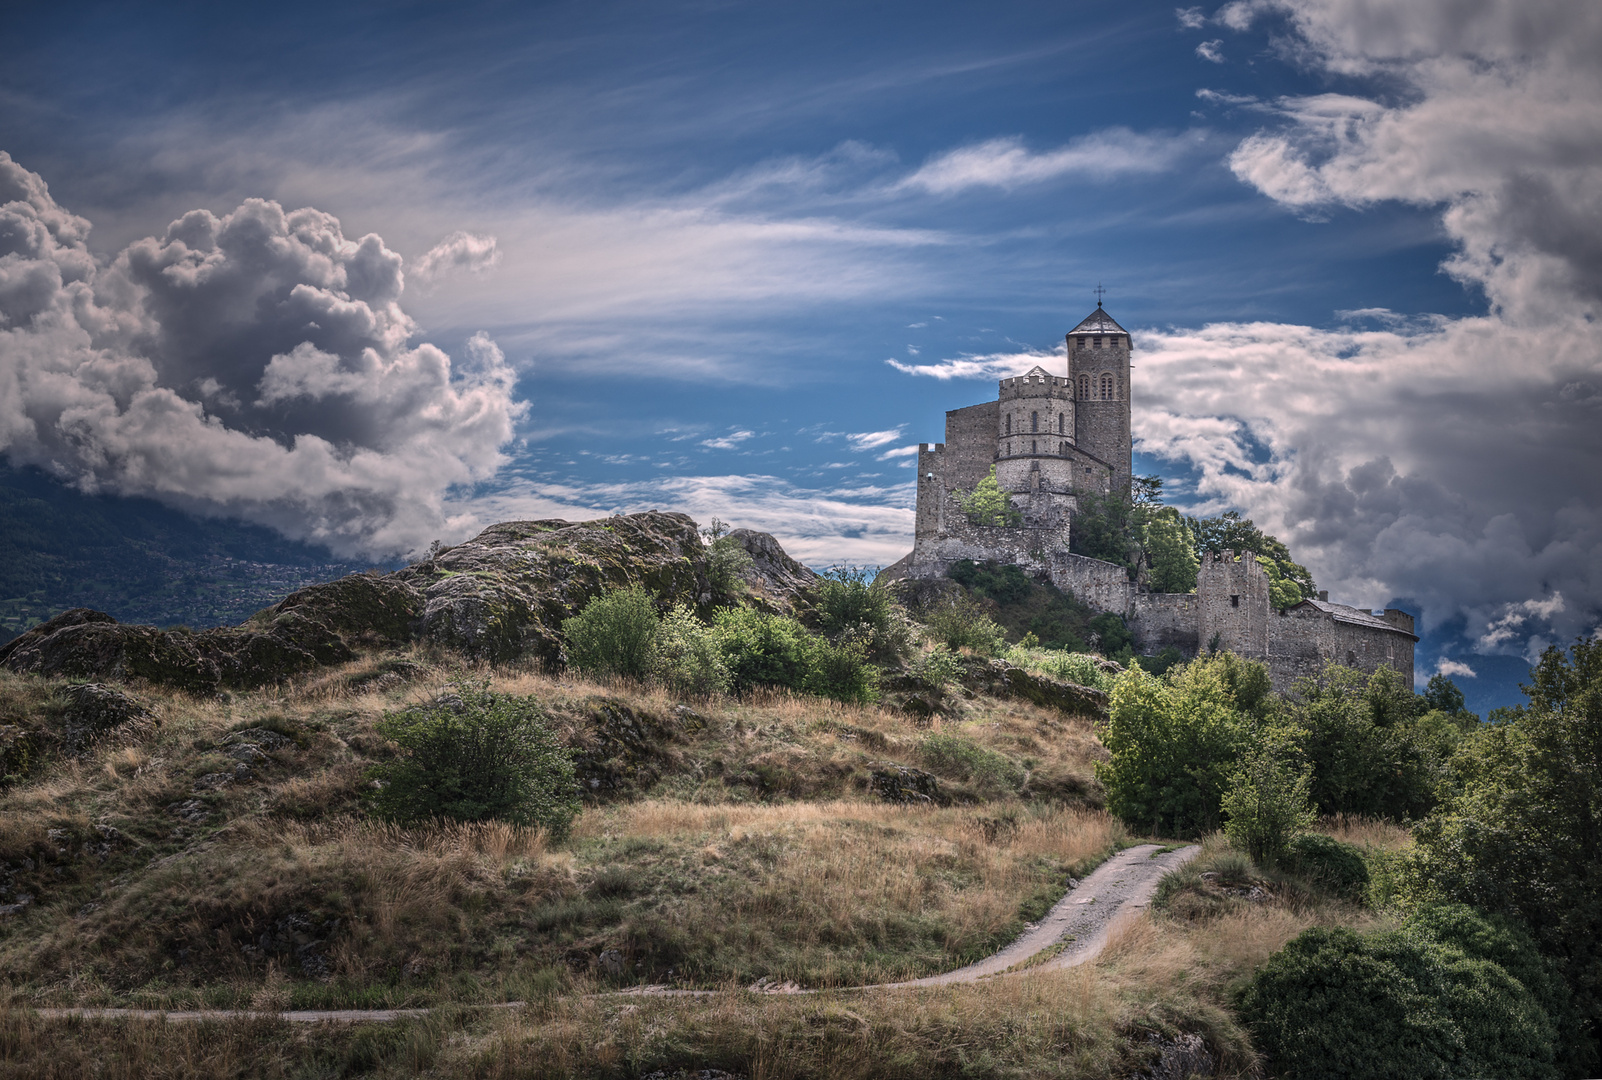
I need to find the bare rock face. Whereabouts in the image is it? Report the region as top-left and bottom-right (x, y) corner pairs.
(727, 527), (818, 611)
(0, 511), (787, 689)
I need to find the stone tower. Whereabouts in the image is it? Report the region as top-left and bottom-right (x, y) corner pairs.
(1067, 304), (1133, 491)
(995, 366), (1078, 528)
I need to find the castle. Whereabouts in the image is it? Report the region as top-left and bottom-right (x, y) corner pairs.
(892, 303), (1416, 691)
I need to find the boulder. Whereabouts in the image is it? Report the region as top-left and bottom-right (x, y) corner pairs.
(59, 683), (155, 753)
(727, 528), (818, 611)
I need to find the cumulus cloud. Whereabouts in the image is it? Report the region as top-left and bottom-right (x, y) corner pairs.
(0, 152), (523, 558)
(1107, 0), (1602, 663)
(898, 130), (1194, 194)
(1196, 40), (1226, 62)
(1434, 658), (1476, 679)
(411, 230), (500, 282)
(1176, 7), (1209, 30)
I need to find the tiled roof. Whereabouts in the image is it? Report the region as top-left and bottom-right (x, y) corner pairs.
(1295, 599), (1418, 639)
(1069, 306), (1127, 334)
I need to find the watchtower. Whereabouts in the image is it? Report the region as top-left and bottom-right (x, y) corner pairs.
(1067, 302), (1132, 491)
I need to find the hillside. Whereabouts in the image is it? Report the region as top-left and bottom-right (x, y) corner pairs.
(0, 460), (370, 644)
(0, 511), (1542, 1079)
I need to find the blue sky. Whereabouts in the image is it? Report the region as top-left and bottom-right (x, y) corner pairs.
(3, 0), (1599, 712)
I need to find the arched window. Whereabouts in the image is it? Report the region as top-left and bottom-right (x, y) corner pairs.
(1031, 411), (1038, 432)
(1100, 373), (1115, 400)
(1078, 374), (1090, 399)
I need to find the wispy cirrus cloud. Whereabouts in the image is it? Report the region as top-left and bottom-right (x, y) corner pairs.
(845, 427), (905, 451)
(896, 129), (1197, 194)
(701, 429), (757, 450)
(886, 349), (1054, 380)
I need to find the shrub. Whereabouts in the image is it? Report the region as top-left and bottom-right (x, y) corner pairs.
(1222, 732), (1315, 866)
(712, 608), (812, 693)
(1238, 923), (1559, 1080)
(653, 603), (730, 696)
(920, 732), (1026, 796)
(915, 645), (963, 685)
(947, 559), (1031, 605)
(1285, 832), (1369, 901)
(1097, 661), (1252, 837)
(563, 587), (660, 679)
(1292, 664), (1437, 820)
(1002, 646), (1112, 692)
(801, 635), (878, 705)
(921, 594), (1005, 655)
(812, 565), (912, 664)
(703, 519), (754, 600)
(956, 466), (1020, 527)
(368, 683), (580, 835)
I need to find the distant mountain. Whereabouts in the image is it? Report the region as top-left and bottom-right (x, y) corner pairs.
(0, 459), (375, 643)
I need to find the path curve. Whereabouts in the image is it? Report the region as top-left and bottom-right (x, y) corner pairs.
(27, 843), (1196, 1023)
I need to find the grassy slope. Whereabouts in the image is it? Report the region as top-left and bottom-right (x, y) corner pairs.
(0, 653), (1396, 1078)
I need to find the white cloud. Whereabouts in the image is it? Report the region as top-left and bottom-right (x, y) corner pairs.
(1196, 40), (1226, 62)
(846, 427), (904, 451)
(0, 153), (522, 559)
(1176, 7), (1208, 30)
(1435, 658), (1477, 679)
(898, 130), (1195, 194)
(1196, 89), (1258, 105)
(701, 429), (755, 450)
(877, 444), (921, 461)
(411, 230), (500, 282)
(887, 349), (1055, 380)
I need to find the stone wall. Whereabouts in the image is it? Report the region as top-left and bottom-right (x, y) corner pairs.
(1197, 552), (1272, 660)
(1128, 592), (1201, 654)
(943, 401), (1000, 494)
(1267, 606), (1417, 691)
(1046, 551), (1134, 612)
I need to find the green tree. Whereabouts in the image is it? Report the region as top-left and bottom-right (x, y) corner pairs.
(702, 518), (755, 601)
(1403, 636), (1602, 1069)
(562, 586), (661, 679)
(1292, 664), (1438, 820)
(368, 683), (581, 835)
(1097, 655), (1259, 836)
(957, 466), (1020, 527)
(1223, 727), (1315, 866)
(653, 603), (730, 696)
(1144, 507), (1199, 593)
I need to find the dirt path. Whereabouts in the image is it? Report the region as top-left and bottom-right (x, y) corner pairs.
(28, 842), (1196, 1023)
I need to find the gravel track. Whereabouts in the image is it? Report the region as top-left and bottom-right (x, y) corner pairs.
(27, 842), (1197, 1023)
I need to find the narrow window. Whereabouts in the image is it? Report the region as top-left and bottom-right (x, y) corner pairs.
(1100, 373), (1114, 400)
(1057, 413), (1064, 434)
(1231, 595), (1240, 608)
(1031, 440), (1037, 454)
(1078, 374), (1090, 400)
(1094, 336), (1103, 349)
(1005, 415), (1011, 435)
(1031, 411), (1038, 432)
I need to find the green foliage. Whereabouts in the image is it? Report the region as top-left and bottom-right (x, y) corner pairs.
(945, 559), (1099, 650)
(1403, 636), (1602, 1067)
(1087, 612), (1131, 657)
(711, 607), (877, 704)
(1292, 664), (1438, 820)
(1096, 657), (1258, 836)
(562, 586), (661, 679)
(702, 518), (754, 601)
(1254, 554), (1305, 610)
(1069, 485), (1139, 570)
(956, 466), (1020, 527)
(920, 593), (1006, 655)
(1285, 833), (1369, 901)
(1237, 918), (1560, 1080)
(1001, 646), (1113, 692)
(1132, 645), (1185, 677)
(1422, 673), (1472, 717)
(919, 732), (1026, 796)
(712, 608), (812, 693)
(1190, 510), (1317, 600)
(800, 635), (879, 705)
(1144, 507), (1199, 593)
(652, 603), (731, 696)
(914, 645), (963, 685)
(1221, 728), (1315, 866)
(368, 683), (580, 835)
(812, 565), (911, 664)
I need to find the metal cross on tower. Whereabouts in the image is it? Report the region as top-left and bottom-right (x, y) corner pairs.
(1094, 283), (1105, 307)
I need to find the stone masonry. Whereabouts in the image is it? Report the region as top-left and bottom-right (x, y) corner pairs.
(895, 302), (1417, 692)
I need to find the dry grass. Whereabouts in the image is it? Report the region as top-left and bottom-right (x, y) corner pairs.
(1312, 814), (1414, 852)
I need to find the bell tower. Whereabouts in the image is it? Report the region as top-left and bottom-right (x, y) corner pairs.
(1066, 301), (1132, 491)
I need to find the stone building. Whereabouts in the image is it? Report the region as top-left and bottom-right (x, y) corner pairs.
(893, 302), (1416, 691)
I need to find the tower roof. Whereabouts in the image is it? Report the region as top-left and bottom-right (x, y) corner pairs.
(1069, 306), (1127, 335)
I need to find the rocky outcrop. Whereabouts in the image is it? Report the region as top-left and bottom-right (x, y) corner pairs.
(1, 513), (814, 691)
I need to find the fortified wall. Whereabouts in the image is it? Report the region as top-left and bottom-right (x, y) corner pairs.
(895, 301), (1418, 692)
